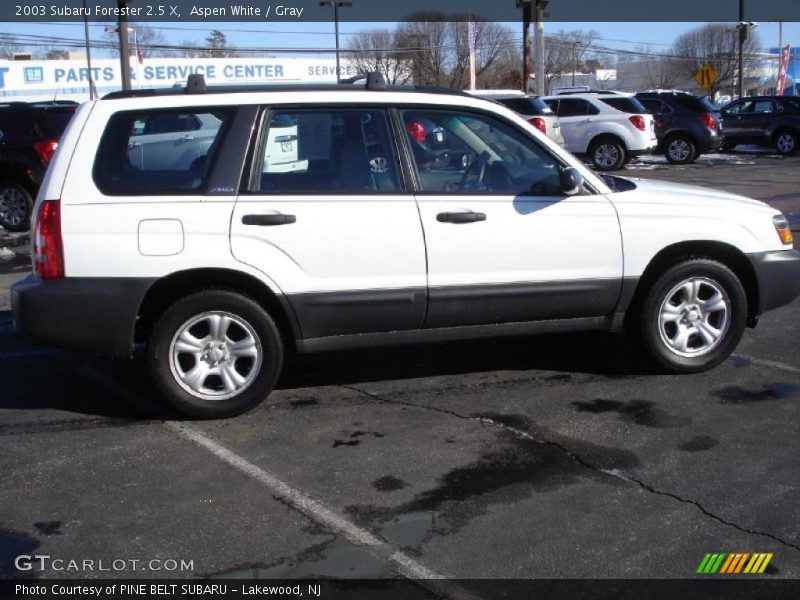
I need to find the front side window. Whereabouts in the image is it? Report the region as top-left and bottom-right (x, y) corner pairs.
(251, 108), (400, 194)
(400, 109), (566, 196)
(93, 108), (232, 194)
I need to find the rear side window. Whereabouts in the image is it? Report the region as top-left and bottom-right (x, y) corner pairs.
(93, 108), (232, 195)
(552, 99), (597, 117)
(250, 108), (401, 194)
(670, 95), (716, 113)
(600, 97), (647, 114)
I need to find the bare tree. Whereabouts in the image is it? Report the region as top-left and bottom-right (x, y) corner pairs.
(0, 34), (24, 60)
(394, 14), (516, 89)
(178, 40), (204, 58)
(542, 30), (599, 92)
(395, 13), (450, 86)
(671, 23), (761, 96)
(345, 28), (412, 85)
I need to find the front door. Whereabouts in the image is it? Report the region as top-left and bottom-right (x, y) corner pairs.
(396, 107), (623, 329)
(231, 107), (427, 339)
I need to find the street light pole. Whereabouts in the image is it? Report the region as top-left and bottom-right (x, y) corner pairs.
(82, 0), (96, 99)
(320, 1), (352, 83)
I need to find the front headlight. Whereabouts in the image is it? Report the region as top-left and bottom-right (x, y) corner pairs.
(773, 214), (794, 245)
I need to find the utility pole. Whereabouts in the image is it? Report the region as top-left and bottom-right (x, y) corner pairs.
(117, 0), (131, 91)
(737, 0), (744, 98)
(534, 1), (547, 95)
(519, 0), (532, 92)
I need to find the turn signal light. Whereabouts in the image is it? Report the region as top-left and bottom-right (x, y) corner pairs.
(773, 215), (793, 245)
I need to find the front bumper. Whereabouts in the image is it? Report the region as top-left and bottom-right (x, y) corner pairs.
(11, 275), (154, 358)
(748, 250), (800, 316)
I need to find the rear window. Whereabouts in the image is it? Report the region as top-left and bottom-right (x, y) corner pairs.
(497, 97), (553, 116)
(599, 97), (648, 114)
(670, 95), (716, 113)
(93, 108), (233, 195)
(41, 108), (76, 136)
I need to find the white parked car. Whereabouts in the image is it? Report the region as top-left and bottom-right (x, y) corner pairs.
(11, 74), (800, 418)
(542, 92), (657, 170)
(468, 91), (565, 148)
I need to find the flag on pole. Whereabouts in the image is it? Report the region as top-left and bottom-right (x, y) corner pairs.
(776, 44), (791, 96)
(468, 16), (477, 91)
(136, 45), (144, 65)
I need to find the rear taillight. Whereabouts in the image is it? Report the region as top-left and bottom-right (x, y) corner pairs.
(33, 200), (64, 280)
(33, 139), (58, 164)
(528, 117), (546, 134)
(699, 113), (717, 131)
(628, 115), (646, 131)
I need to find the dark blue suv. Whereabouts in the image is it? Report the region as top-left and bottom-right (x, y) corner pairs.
(636, 91), (722, 164)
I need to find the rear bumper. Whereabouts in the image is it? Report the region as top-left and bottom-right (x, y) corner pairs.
(11, 275), (155, 358)
(748, 250), (800, 316)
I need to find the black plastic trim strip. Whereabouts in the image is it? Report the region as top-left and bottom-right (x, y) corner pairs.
(296, 316), (612, 354)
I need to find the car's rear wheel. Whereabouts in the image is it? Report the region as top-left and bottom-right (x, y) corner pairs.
(664, 135), (696, 164)
(0, 181), (33, 232)
(589, 137), (626, 171)
(638, 259), (747, 373)
(148, 290), (283, 418)
(774, 130), (798, 155)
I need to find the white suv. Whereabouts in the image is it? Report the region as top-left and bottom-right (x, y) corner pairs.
(11, 74), (800, 418)
(542, 92), (657, 170)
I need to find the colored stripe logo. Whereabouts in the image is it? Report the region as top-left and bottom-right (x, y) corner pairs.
(696, 553), (773, 574)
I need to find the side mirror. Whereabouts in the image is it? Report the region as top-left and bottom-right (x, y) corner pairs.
(559, 167), (583, 195)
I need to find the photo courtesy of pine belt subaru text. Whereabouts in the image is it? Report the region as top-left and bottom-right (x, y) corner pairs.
(10, 73), (800, 418)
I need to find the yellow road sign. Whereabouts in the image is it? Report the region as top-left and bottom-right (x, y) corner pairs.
(694, 64), (719, 90)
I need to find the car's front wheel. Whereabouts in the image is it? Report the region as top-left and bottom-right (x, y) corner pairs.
(589, 137), (626, 171)
(0, 181), (33, 232)
(148, 290), (283, 418)
(638, 259), (747, 373)
(665, 135), (696, 164)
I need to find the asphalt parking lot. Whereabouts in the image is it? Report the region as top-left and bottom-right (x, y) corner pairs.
(2, 150), (800, 587)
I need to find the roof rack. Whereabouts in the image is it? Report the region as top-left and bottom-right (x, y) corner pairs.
(101, 71), (472, 100)
(553, 89), (625, 95)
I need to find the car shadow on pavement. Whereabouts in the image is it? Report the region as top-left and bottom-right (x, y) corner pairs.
(277, 332), (656, 391)
(0, 305), (654, 419)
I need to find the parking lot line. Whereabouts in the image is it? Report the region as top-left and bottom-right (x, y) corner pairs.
(166, 421), (454, 582)
(734, 355), (800, 376)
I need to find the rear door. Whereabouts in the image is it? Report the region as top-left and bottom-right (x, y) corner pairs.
(547, 98), (597, 153)
(230, 106), (427, 339)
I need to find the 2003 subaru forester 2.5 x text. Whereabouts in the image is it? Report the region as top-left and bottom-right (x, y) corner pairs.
(11, 74), (800, 418)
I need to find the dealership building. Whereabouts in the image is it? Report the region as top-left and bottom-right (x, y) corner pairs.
(0, 56), (362, 102)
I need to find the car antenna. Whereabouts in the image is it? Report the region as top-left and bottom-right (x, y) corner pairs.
(186, 73), (207, 94)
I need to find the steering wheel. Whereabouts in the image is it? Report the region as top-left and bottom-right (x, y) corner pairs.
(459, 157), (486, 191)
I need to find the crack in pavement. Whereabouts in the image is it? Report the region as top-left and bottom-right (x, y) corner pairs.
(341, 384), (800, 554)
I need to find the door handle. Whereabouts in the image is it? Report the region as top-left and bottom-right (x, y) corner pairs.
(242, 213), (296, 226)
(436, 211), (486, 224)
(181, 134), (194, 141)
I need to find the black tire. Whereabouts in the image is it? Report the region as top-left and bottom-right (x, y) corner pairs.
(589, 137), (626, 171)
(0, 180), (33, 232)
(147, 290), (283, 419)
(774, 129), (798, 156)
(637, 259), (747, 373)
(664, 135), (697, 164)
